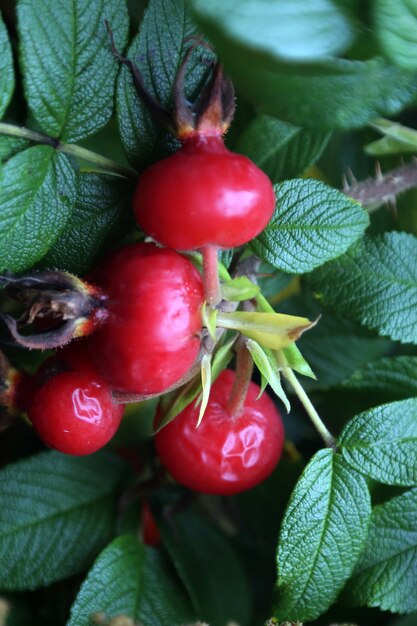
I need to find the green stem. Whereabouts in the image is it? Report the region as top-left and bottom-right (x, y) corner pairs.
(0, 122), (136, 180)
(277, 352), (335, 448)
(201, 246), (221, 307)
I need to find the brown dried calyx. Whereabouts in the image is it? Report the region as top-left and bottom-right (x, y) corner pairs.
(105, 21), (235, 140)
(0, 270), (108, 350)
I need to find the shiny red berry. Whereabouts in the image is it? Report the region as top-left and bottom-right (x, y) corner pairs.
(28, 371), (123, 456)
(88, 243), (204, 395)
(133, 135), (275, 251)
(154, 369), (284, 495)
(141, 500), (161, 546)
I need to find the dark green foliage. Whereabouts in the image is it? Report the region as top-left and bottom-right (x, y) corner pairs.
(1, 0), (417, 624)
(252, 179), (369, 273)
(68, 535), (195, 625)
(0, 451), (126, 590)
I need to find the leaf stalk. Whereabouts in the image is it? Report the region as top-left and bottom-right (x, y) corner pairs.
(0, 122), (136, 180)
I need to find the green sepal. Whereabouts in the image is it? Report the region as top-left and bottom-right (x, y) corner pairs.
(245, 338), (290, 412)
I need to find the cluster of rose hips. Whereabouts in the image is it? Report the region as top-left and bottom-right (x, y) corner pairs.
(2, 50), (286, 496)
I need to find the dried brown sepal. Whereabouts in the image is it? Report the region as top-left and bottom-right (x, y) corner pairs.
(0, 270), (108, 350)
(175, 59), (235, 140)
(0, 349), (23, 431)
(105, 21), (235, 141)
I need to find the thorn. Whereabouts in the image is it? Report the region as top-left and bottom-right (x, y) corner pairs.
(345, 167), (357, 185)
(342, 173), (349, 192)
(387, 195), (398, 218)
(383, 195), (398, 219)
(374, 161), (383, 181)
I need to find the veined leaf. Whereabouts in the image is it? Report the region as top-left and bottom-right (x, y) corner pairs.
(281, 292), (391, 390)
(116, 0), (212, 168)
(18, 0), (129, 141)
(344, 488), (417, 614)
(275, 450), (371, 622)
(251, 179), (369, 274)
(374, 0), (417, 70)
(307, 232), (417, 344)
(341, 355), (417, 401)
(68, 535), (195, 626)
(0, 146), (76, 272)
(41, 172), (133, 274)
(0, 134), (28, 162)
(0, 12), (14, 119)
(339, 398), (417, 486)
(0, 450), (125, 590)
(189, 0), (417, 130)
(233, 115), (330, 183)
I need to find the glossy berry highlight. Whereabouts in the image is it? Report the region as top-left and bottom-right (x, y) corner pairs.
(133, 134), (275, 251)
(28, 371), (123, 456)
(154, 369), (284, 495)
(88, 243), (204, 395)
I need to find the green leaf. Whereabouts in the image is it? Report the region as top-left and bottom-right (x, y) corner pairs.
(251, 179), (369, 274)
(0, 146), (76, 272)
(245, 338), (290, 412)
(280, 343), (316, 380)
(157, 337), (236, 430)
(68, 535), (195, 626)
(156, 377), (201, 432)
(216, 310), (315, 350)
(0, 12), (14, 119)
(157, 506), (252, 626)
(0, 135), (29, 162)
(116, 0), (211, 169)
(221, 276), (260, 302)
(202, 303), (218, 341)
(190, 0), (355, 61)
(280, 291), (391, 389)
(197, 353), (211, 427)
(18, 0), (129, 141)
(189, 0), (417, 130)
(365, 134), (417, 156)
(344, 488), (417, 614)
(255, 291), (316, 379)
(233, 115), (330, 183)
(0, 450), (126, 590)
(341, 356), (417, 401)
(275, 450), (371, 622)
(339, 399), (417, 486)
(307, 232), (417, 344)
(374, 0), (417, 70)
(41, 172), (133, 274)
(366, 118), (417, 155)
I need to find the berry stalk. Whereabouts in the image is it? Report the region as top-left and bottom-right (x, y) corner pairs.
(226, 339), (254, 419)
(201, 246), (221, 307)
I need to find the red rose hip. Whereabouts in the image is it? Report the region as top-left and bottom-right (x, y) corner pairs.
(154, 369), (285, 495)
(28, 371), (123, 456)
(133, 134), (275, 250)
(88, 243), (204, 395)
